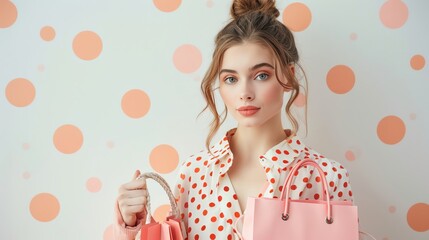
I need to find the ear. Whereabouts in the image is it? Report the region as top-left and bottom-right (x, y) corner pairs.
(283, 64), (295, 92)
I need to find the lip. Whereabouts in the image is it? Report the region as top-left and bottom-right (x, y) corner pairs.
(237, 106), (260, 116)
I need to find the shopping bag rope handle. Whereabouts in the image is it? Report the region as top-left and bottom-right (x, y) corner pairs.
(137, 172), (179, 223)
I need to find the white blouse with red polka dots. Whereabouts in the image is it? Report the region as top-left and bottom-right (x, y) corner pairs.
(114, 128), (353, 240)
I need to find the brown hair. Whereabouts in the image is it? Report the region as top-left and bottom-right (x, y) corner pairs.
(200, 0), (307, 152)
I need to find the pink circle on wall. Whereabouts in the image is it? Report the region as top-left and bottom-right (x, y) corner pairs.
(153, 0), (181, 12)
(23, 171), (31, 179)
(72, 31), (103, 60)
(29, 193), (60, 222)
(40, 26), (56, 41)
(0, 0), (18, 28)
(326, 65), (355, 94)
(377, 115), (406, 145)
(121, 89), (151, 119)
(173, 44), (202, 73)
(5, 78), (36, 107)
(86, 177), (102, 193)
(282, 3), (312, 32)
(103, 224), (114, 240)
(149, 144), (179, 174)
(292, 93), (306, 107)
(345, 150), (356, 161)
(53, 124), (84, 154)
(379, 0), (408, 29)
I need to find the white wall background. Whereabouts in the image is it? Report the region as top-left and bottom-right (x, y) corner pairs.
(1, 0), (428, 239)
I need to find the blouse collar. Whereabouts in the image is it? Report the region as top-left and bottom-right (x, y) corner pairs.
(207, 128), (308, 172)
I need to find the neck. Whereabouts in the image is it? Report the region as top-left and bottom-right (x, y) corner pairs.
(229, 115), (287, 163)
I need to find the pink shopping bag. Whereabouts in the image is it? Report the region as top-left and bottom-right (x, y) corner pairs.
(241, 159), (360, 240)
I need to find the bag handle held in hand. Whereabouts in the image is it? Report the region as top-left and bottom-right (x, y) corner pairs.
(280, 159), (332, 223)
(137, 172), (179, 223)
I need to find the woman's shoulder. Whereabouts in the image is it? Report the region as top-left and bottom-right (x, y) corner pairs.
(299, 146), (350, 180)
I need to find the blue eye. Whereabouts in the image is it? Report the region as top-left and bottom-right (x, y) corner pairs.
(224, 77), (237, 84)
(255, 73), (269, 81)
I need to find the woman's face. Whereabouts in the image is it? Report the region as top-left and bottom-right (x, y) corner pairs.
(219, 42), (287, 128)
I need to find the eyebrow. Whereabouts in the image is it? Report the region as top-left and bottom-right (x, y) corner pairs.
(219, 63), (275, 75)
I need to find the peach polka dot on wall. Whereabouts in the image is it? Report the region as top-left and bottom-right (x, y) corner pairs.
(154, 204), (171, 222)
(149, 144), (179, 174)
(103, 224), (114, 240)
(53, 124), (84, 154)
(410, 55), (425, 70)
(377, 115), (406, 145)
(292, 93), (306, 108)
(326, 65), (355, 94)
(379, 0), (408, 29)
(72, 31), (103, 60)
(173, 44), (202, 74)
(40, 26), (56, 41)
(5, 78), (36, 107)
(121, 89), (151, 119)
(407, 203), (429, 232)
(29, 193), (60, 222)
(282, 3), (312, 32)
(86, 177), (102, 193)
(153, 0), (181, 12)
(0, 0), (18, 28)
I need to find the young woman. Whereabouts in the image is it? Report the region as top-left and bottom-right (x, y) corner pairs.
(115, 0), (353, 239)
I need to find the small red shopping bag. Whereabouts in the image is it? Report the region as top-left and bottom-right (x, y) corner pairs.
(136, 172), (187, 240)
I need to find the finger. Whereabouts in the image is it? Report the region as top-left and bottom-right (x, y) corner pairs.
(123, 195), (147, 207)
(121, 178), (146, 191)
(132, 170), (141, 181)
(124, 205), (146, 215)
(119, 189), (148, 199)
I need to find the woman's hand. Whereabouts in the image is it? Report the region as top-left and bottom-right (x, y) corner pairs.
(117, 170), (148, 227)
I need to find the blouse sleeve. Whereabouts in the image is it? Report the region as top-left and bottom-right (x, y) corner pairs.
(298, 158), (354, 202)
(323, 159), (354, 202)
(113, 199), (145, 240)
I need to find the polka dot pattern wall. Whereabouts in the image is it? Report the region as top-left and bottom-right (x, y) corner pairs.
(1, 0), (428, 239)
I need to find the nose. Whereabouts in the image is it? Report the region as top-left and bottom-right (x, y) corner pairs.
(240, 82), (255, 102)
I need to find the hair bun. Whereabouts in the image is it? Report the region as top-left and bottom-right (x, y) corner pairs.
(230, 0), (280, 19)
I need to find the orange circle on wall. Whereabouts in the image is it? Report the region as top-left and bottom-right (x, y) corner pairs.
(5, 78), (36, 107)
(282, 3), (312, 32)
(0, 0), (17, 28)
(121, 89), (151, 119)
(149, 144), (179, 174)
(153, 0), (182, 12)
(410, 55), (425, 70)
(72, 31), (103, 60)
(377, 115), (406, 145)
(407, 203), (429, 232)
(29, 193), (60, 222)
(153, 204), (171, 222)
(40, 26), (56, 41)
(53, 124), (84, 154)
(326, 65), (355, 94)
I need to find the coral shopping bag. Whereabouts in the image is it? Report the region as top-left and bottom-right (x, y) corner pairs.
(135, 172), (187, 240)
(241, 159), (359, 240)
